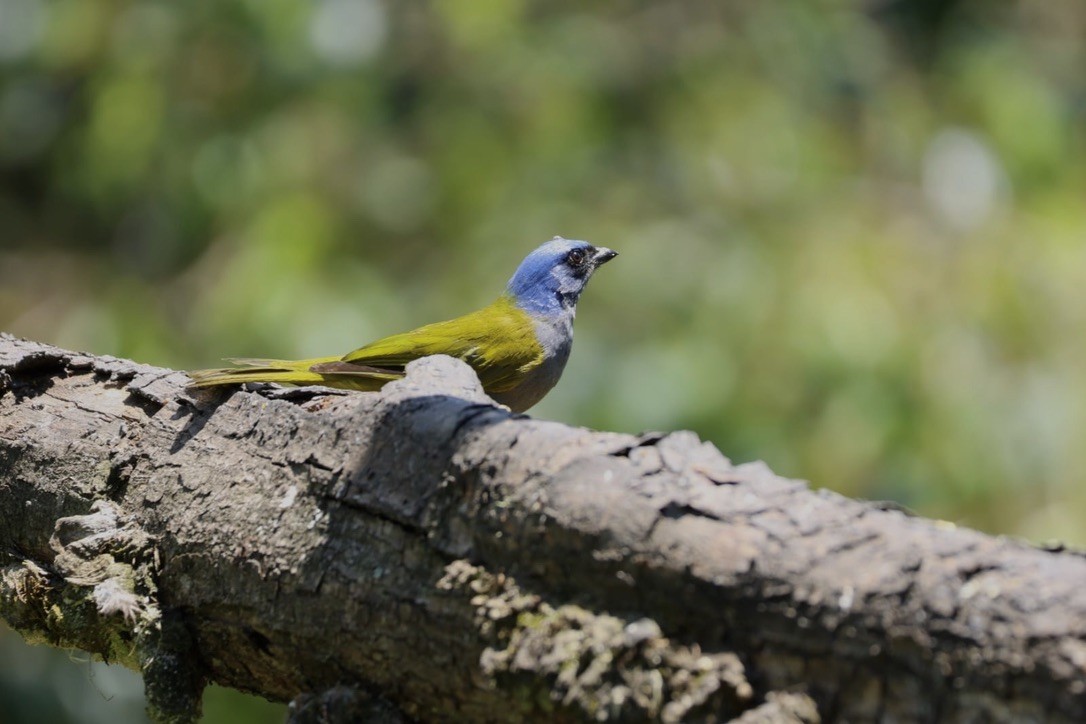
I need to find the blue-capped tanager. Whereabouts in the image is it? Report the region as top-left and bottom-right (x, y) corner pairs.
(188, 237), (617, 412)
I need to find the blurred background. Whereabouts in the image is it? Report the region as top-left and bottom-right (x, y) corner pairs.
(2, 0), (1084, 721)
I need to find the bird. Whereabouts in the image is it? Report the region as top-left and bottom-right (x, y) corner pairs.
(188, 237), (617, 412)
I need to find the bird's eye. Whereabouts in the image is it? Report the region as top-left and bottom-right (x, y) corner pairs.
(566, 248), (587, 267)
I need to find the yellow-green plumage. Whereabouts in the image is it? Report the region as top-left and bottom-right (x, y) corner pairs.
(190, 237), (617, 412)
(188, 294), (546, 397)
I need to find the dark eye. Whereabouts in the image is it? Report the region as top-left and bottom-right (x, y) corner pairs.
(566, 248), (587, 267)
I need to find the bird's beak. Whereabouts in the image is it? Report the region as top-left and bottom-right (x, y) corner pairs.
(593, 247), (618, 266)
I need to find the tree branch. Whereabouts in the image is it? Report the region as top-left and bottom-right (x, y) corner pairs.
(1, 332), (1083, 722)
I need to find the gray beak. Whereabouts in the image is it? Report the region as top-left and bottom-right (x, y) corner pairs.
(593, 247), (618, 266)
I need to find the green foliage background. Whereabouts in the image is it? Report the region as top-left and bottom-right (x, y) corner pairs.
(2, 1), (1084, 721)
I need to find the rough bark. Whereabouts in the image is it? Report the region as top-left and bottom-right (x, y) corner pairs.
(0, 332), (1083, 723)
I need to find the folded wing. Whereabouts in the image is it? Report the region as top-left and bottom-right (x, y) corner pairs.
(340, 296), (544, 392)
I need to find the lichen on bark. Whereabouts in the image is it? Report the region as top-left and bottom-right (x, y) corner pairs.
(441, 559), (759, 721)
(2, 333), (1085, 723)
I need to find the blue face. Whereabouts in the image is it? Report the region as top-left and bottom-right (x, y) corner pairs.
(506, 237), (616, 315)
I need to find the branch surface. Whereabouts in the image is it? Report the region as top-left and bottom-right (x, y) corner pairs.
(1, 332), (1084, 723)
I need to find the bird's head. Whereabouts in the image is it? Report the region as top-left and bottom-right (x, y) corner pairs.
(506, 237), (617, 315)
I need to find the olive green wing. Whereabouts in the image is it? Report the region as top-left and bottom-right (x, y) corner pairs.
(338, 297), (545, 392)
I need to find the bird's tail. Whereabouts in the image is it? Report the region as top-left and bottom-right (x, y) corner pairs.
(187, 357), (339, 388)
